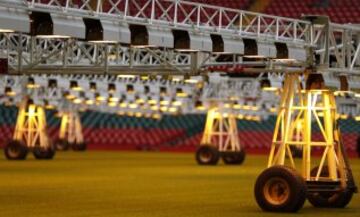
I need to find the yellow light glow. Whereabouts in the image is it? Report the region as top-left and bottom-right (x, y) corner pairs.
(66, 94), (76, 100)
(109, 97), (119, 103)
(262, 87), (279, 92)
(117, 111), (125, 116)
(169, 107), (178, 113)
(0, 29), (14, 33)
(184, 79), (199, 84)
(85, 100), (94, 105)
(243, 55), (265, 58)
(196, 106), (206, 111)
(152, 114), (161, 119)
(96, 96), (106, 101)
(172, 101), (182, 106)
(73, 98), (82, 104)
(148, 99), (157, 105)
(176, 92), (188, 97)
(72, 86), (83, 91)
(5, 91), (16, 96)
(135, 112), (142, 118)
(334, 90), (353, 97)
(108, 102), (117, 107)
(245, 115), (252, 120)
(36, 35), (71, 39)
(251, 106), (259, 111)
(269, 107), (277, 113)
(117, 75), (136, 79)
(355, 116), (360, 121)
(160, 100), (169, 106)
(340, 114), (348, 119)
(119, 102), (127, 108)
(252, 116), (261, 121)
(172, 78), (182, 82)
(28, 105), (36, 117)
(140, 76), (149, 80)
(237, 114), (244, 119)
(108, 54), (117, 60)
(151, 105), (159, 111)
(274, 58), (296, 62)
(243, 105), (251, 110)
(233, 104), (242, 109)
(45, 104), (55, 110)
(129, 103), (138, 109)
(136, 98), (145, 104)
(160, 106), (168, 112)
(26, 84), (40, 89)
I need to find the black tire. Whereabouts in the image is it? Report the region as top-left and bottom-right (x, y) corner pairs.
(195, 145), (220, 165)
(4, 140), (28, 160)
(72, 142), (87, 151)
(307, 166), (354, 208)
(222, 149), (246, 165)
(254, 166), (307, 212)
(54, 139), (70, 151)
(33, 145), (56, 160)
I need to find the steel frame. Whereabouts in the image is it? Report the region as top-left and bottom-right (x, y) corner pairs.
(200, 108), (241, 152)
(59, 111), (84, 145)
(0, 0), (358, 76)
(13, 98), (51, 149)
(268, 73), (352, 187)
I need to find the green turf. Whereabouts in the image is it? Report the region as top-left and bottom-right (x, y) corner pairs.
(0, 151), (359, 217)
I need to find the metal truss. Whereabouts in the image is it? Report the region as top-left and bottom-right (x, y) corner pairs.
(13, 97), (51, 149)
(58, 110), (84, 145)
(0, 33), (191, 74)
(200, 107), (242, 152)
(0, 0), (357, 77)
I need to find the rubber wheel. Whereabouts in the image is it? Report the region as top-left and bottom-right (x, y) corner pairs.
(222, 149), (246, 165)
(254, 165), (307, 212)
(195, 145), (220, 165)
(33, 145), (56, 160)
(307, 166), (354, 208)
(54, 139), (70, 151)
(4, 140), (28, 160)
(72, 142), (87, 151)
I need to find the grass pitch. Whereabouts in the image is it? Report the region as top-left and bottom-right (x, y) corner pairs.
(0, 151), (359, 217)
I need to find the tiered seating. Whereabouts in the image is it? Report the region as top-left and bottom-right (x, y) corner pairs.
(191, 0), (251, 10)
(0, 103), (358, 154)
(265, 0), (360, 23)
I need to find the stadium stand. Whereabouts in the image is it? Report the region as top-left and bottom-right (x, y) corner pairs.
(264, 0), (360, 23)
(8, 0), (358, 157)
(0, 105), (359, 156)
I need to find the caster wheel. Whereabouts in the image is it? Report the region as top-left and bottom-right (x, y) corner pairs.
(54, 139), (70, 151)
(254, 166), (307, 212)
(72, 142), (87, 151)
(307, 166), (354, 208)
(222, 149), (246, 165)
(33, 145), (56, 160)
(4, 140), (28, 160)
(195, 145), (220, 165)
